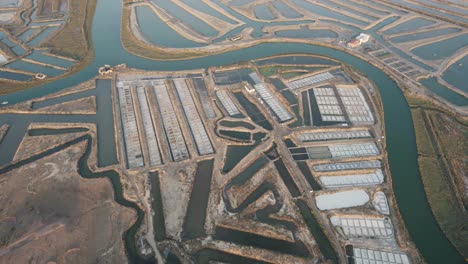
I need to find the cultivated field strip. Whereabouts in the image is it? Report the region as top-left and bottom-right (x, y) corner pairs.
(153, 80), (190, 162)
(136, 86), (162, 166)
(116, 82), (144, 169)
(216, 90), (241, 116)
(173, 78), (214, 155)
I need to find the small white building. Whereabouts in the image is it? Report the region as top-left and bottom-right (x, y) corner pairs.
(356, 33), (370, 43)
(347, 33), (371, 48)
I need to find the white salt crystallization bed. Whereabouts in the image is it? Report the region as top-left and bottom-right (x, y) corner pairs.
(316, 190), (369, 210)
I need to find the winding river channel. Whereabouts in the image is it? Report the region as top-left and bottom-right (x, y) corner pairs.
(0, 0), (465, 263)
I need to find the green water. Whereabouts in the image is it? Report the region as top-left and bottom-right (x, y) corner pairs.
(412, 33), (468, 61)
(253, 4), (275, 20)
(391, 27), (461, 43)
(421, 78), (468, 106)
(218, 129), (251, 141)
(25, 50), (76, 68)
(219, 120), (255, 130)
(272, 0), (302, 19)
(275, 28), (338, 39)
(383, 17), (436, 35)
(222, 143), (259, 173)
(0, 0), (465, 263)
(135, 5), (203, 48)
(28, 127), (88, 136)
(442, 55), (468, 93)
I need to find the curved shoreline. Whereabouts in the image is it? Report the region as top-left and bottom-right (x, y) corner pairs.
(120, 16), (468, 115)
(0, 0), (466, 262)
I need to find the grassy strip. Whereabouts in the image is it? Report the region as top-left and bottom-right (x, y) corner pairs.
(281, 71), (308, 79)
(418, 157), (468, 257)
(258, 65), (326, 77)
(411, 107), (468, 257)
(411, 109), (436, 156)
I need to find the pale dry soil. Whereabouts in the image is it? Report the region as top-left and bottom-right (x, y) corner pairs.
(0, 141), (136, 264)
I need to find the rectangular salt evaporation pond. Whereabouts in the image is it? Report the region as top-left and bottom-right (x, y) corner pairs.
(316, 190), (369, 210)
(306, 142), (379, 160)
(136, 86), (162, 167)
(272, 0), (302, 19)
(135, 5), (202, 48)
(11, 45), (26, 56)
(253, 83), (293, 122)
(216, 90), (241, 117)
(442, 55), (468, 93)
(391, 27), (461, 43)
(213, 68), (254, 85)
(352, 247), (411, 264)
(287, 72), (335, 90)
(27, 27), (58, 47)
(330, 215), (394, 239)
(412, 33), (468, 61)
(311, 87), (346, 123)
(18, 28), (41, 42)
(337, 86), (374, 125)
(290, 0), (368, 26)
(152, 0), (218, 37)
(1, 37), (15, 47)
(248, 72), (262, 85)
(383, 17), (436, 35)
(116, 81), (145, 169)
(253, 4), (275, 20)
(328, 142), (379, 158)
(319, 0), (379, 21)
(173, 78), (213, 155)
(25, 50), (75, 69)
(5, 60), (64, 77)
(420, 77), (468, 106)
(229, 0), (255, 7)
(319, 169), (384, 188)
(153, 80), (190, 162)
(180, 0), (237, 24)
(412, 0), (468, 16)
(276, 28), (338, 39)
(192, 78), (216, 118)
(390, 0), (468, 24)
(0, 70), (32, 81)
(339, 0), (391, 16)
(299, 130), (371, 142)
(0, 0), (18, 7)
(313, 160), (381, 172)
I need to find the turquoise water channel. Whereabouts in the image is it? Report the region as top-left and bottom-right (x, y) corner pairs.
(0, 0), (466, 263)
